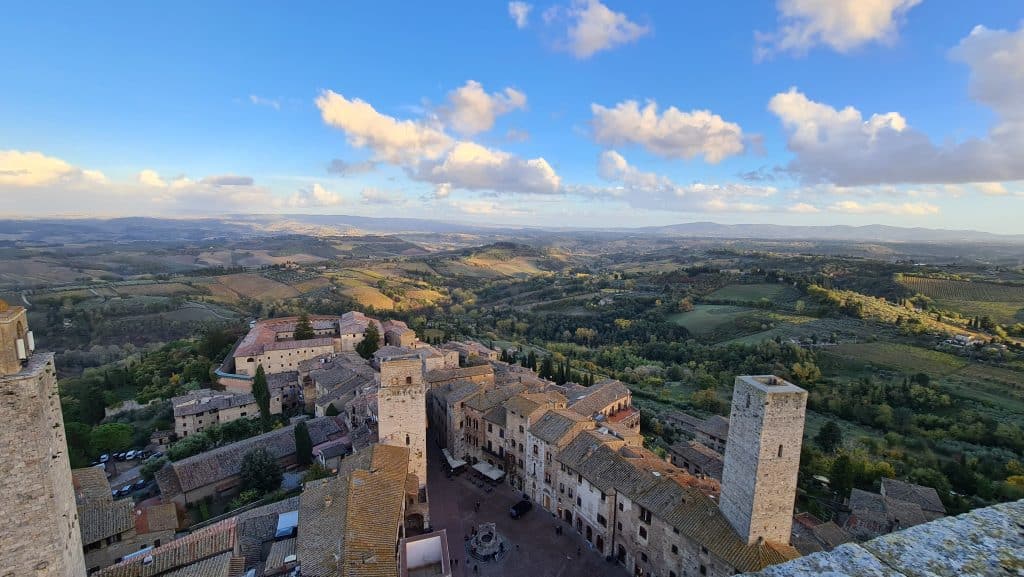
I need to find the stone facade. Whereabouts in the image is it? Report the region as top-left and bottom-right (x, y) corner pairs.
(720, 376), (808, 546)
(377, 355), (429, 523)
(0, 303), (87, 577)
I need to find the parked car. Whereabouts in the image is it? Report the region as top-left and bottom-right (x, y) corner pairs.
(115, 452), (127, 461)
(99, 454), (110, 463)
(118, 485), (132, 497)
(147, 451), (164, 461)
(132, 479), (147, 491)
(509, 500), (532, 519)
(125, 450), (138, 460)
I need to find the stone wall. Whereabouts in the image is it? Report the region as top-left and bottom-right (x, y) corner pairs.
(378, 357), (428, 504)
(0, 353), (87, 577)
(720, 376), (807, 545)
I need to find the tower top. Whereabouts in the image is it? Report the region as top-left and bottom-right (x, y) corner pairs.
(0, 305), (33, 376)
(735, 374), (805, 395)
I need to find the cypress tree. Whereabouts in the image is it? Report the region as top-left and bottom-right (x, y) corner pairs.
(294, 421), (313, 466)
(253, 365), (272, 432)
(294, 312), (315, 340)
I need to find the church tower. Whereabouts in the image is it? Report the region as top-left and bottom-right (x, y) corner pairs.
(377, 353), (429, 524)
(720, 375), (807, 546)
(0, 302), (87, 576)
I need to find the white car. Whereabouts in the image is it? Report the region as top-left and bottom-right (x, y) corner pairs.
(125, 450), (137, 460)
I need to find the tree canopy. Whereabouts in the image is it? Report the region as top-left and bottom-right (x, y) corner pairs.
(240, 447), (283, 495)
(356, 322), (381, 359)
(252, 364), (272, 432)
(295, 420), (313, 466)
(293, 312), (315, 341)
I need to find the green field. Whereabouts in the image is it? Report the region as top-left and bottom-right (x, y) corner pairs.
(706, 283), (798, 303)
(826, 342), (968, 376)
(667, 305), (750, 335)
(898, 275), (1024, 324)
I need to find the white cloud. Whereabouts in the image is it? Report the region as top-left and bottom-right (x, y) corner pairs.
(361, 187), (405, 205)
(0, 150), (107, 187)
(137, 169), (167, 188)
(508, 2), (532, 28)
(591, 100), (745, 163)
(976, 182), (1007, 196)
(827, 200), (939, 216)
(544, 0), (649, 58)
(200, 174), (255, 186)
(249, 94), (281, 110)
(316, 90), (452, 164)
(441, 80), (527, 135)
(589, 150), (775, 213)
(285, 183), (345, 208)
(769, 74), (1024, 186)
(757, 0), (921, 59)
(318, 88), (561, 196)
(788, 202), (821, 214)
(417, 141), (561, 195)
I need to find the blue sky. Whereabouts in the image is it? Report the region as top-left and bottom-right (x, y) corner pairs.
(1, 1), (1023, 232)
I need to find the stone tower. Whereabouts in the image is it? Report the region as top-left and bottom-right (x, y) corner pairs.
(377, 354), (428, 522)
(720, 375), (807, 546)
(0, 302), (87, 576)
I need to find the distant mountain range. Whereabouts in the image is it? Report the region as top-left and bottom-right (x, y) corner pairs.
(1, 214), (1022, 244)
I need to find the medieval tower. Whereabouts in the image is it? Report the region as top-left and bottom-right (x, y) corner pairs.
(377, 353), (429, 524)
(0, 302), (87, 576)
(719, 375), (807, 546)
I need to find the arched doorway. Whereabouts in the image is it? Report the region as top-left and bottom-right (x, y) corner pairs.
(405, 513), (424, 534)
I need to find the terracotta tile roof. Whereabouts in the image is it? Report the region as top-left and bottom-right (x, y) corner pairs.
(811, 521), (854, 549)
(235, 497), (302, 568)
(339, 311), (382, 335)
(135, 503), (179, 534)
(235, 315), (340, 358)
(431, 381), (483, 405)
(528, 409), (591, 445)
(670, 440), (724, 478)
(880, 478), (946, 515)
(426, 364), (494, 383)
(159, 417), (343, 494)
(262, 337), (334, 353)
(569, 379), (630, 417)
(79, 498), (135, 545)
(464, 384), (521, 413)
(172, 389), (255, 417)
(636, 480), (800, 572)
(848, 488), (928, 531)
(700, 414), (731, 438)
(504, 391), (566, 417)
(72, 466), (112, 505)
(265, 538), (296, 573)
(483, 405), (507, 427)
(297, 444), (410, 577)
(96, 517), (238, 577)
(158, 552), (240, 577)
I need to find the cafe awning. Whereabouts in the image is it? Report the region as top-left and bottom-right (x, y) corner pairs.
(472, 461), (505, 481)
(442, 448), (467, 469)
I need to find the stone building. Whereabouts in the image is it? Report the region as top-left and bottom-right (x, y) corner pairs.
(72, 468), (177, 572)
(0, 302), (87, 577)
(377, 354), (429, 527)
(503, 391), (568, 491)
(427, 380), (484, 460)
(720, 376), (808, 546)
(669, 440), (725, 480)
(425, 364), (494, 389)
(156, 417), (343, 506)
(525, 408), (593, 510)
(171, 388), (281, 438)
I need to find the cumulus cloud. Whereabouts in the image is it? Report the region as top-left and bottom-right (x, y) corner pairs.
(416, 142), (561, 195)
(440, 80), (527, 135)
(588, 150), (775, 212)
(591, 100), (745, 163)
(360, 187), (405, 205)
(316, 90), (452, 164)
(249, 95), (281, 110)
(0, 150), (107, 187)
(137, 169), (167, 188)
(976, 182), (1007, 196)
(788, 202), (821, 213)
(285, 183), (344, 208)
(827, 200), (939, 216)
(317, 88), (561, 196)
(508, 2), (532, 28)
(562, 0), (650, 59)
(326, 158), (377, 176)
(757, 0), (921, 59)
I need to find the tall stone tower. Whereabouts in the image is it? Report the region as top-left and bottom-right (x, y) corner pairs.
(720, 375), (807, 546)
(0, 302), (87, 576)
(377, 354), (428, 522)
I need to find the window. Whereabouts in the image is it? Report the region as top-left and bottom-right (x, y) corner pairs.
(639, 526), (647, 539)
(597, 514), (606, 527)
(577, 474), (583, 483)
(673, 527), (680, 535)
(488, 424), (492, 433)
(499, 428), (505, 438)
(533, 445), (539, 455)
(671, 572), (677, 577)
(700, 546), (708, 555)
(576, 496), (581, 506)
(745, 394), (750, 409)
(406, 376), (412, 384)
(700, 565), (707, 576)
(545, 473), (551, 485)
(671, 545), (679, 554)
(559, 483), (564, 493)
(619, 502), (624, 512)
(600, 493), (606, 502)
(640, 552), (648, 562)
(778, 444), (784, 458)
(617, 521), (622, 531)
(639, 507), (652, 524)
(406, 434), (411, 445)
(519, 425), (524, 433)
